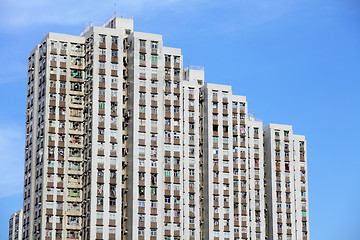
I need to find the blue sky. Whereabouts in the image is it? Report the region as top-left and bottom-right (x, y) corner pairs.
(0, 0), (359, 239)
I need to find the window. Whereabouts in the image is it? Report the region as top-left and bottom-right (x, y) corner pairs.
(110, 198), (116, 206)
(59, 81), (66, 89)
(111, 36), (118, 44)
(138, 200), (145, 207)
(96, 104), (105, 114)
(139, 106), (145, 113)
(165, 55), (171, 62)
(151, 107), (157, 114)
(151, 55), (157, 62)
(150, 215), (157, 223)
(99, 35), (106, 43)
(140, 40), (146, 48)
(139, 214), (145, 222)
(189, 99), (195, 106)
(151, 93), (157, 100)
(138, 132), (146, 140)
(174, 56), (180, 63)
(151, 41), (158, 49)
(151, 80), (158, 88)
(139, 186), (145, 196)
(138, 228), (145, 236)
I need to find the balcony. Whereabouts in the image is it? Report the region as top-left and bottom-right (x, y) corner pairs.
(50, 61), (57, 67)
(60, 49), (66, 55)
(139, 47), (146, 53)
(99, 42), (106, 49)
(139, 86), (146, 93)
(111, 70), (117, 76)
(50, 48), (57, 54)
(151, 87), (157, 94)
(151, 114), (157, 120)
(139, 60), (146, 66)
(110, 150), (117, 157)
(99, 55), (106, 62)
(111, 56), (118, 63)
(46, 222), (52, 229)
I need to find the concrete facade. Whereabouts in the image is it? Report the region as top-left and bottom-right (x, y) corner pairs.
(9, 209), (23, 240)
(264, 124), (309, 240)
(19, 14), (309, 240)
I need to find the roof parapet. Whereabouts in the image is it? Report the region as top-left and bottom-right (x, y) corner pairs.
(80, 13), (133, 37)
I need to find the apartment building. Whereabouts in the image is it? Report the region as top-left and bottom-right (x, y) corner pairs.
(200, 84), (266, 240)
(19, 14), (309, 240)
(9, 209), (23, 240)
(264, 124), (309, 240)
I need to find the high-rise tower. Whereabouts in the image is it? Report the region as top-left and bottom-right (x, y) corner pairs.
(19, 14), (309, 240)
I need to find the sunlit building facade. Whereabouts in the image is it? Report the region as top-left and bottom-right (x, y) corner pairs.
(19, 14), (309, 240)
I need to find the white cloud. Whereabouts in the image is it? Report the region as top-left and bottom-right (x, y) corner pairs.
(0, 125), (25, 198)
(0, 0), (305, 33)
(201, 0), (307, 35)
(0, 0), (184, 30)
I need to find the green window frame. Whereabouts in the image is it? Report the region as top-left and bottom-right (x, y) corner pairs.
(151, 55), (157, 62)
(99, 101), (105, 109)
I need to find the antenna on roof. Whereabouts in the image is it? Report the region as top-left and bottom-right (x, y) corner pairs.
(114, 2), (117, 16)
